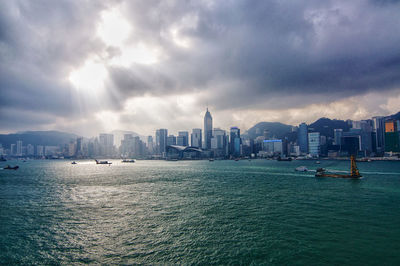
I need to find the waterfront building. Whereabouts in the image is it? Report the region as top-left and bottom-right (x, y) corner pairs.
(26, 144), (34, 156)
(230, 127), (241, 157)
(384, 120), (400, 152)
(99, 133), (114, 157)
(298, 123), (308, 154)
(147, 136), (154, 154)
(191, 128), (202, 148)
(373, 116), (385, 153)
(308, 132), (320, 156)
(156, 129), (168, 155)
(177, 131), (189, 146)
(16, 140), (22, 156)
(262, 139), (283, 156)
(211, 128), (227, 157)
(44, 146), (60, 156)
(204, 108), (213, 150)
(36, 145), (44, 156)
(10, 144), (16, 156)
(68, 142), (76, 157)
(167, 135), (176, 146)
(334, 129), (343, 146)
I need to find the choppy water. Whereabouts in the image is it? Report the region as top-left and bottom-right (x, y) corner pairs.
(1, 159), (400, 265)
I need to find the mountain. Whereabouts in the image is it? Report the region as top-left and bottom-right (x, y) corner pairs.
(388, 111), (400, 121)
(0, 131), (78, 149)
(247, 122), (293, 139)
(308, 118), (350, 138)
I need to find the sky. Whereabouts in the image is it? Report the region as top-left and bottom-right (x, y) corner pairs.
(1, 0), (400, 137)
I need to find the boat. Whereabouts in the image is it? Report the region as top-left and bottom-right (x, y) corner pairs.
(209, 159), (214, 162)
(295, 166), (308, 172)
(277, 156), (292, 161)
(234, 158), (239, 161)
(95, 159), (112, 165)
(121, 159), (135, 163)
(0, 156), (6, 162)
(315, 161), (320, 164)
(315, 156), (361, 179)
(4, 165), (19, 170)
(71, 161), (77, 164)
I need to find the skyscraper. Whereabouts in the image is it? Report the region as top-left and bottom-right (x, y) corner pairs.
(177, 131), (189, 146)
(230, 127), (241, 157)
(16, 140), (22, 156)
(384, 120), (400, 152)
(204, 108), (213, 150)
(156, 129), (168, 155)
(373, 116), (385, 153)
(308, 132), (320, 156)
(298, 123), (308, 154)
(334, 129), (343, 146)
(191, 128), (202, 148)
(99, 133), (114, 157)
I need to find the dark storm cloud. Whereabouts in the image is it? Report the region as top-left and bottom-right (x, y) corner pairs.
(1, 0), (400, 132)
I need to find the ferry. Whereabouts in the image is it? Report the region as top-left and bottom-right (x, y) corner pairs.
(315, 156), (361, 179)
(295, 166), (308, 172)
(121, 159), (135, 163)
(95, 159), (112, 165)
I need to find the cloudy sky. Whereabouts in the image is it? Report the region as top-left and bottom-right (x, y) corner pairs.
(1, 0), (400, 137)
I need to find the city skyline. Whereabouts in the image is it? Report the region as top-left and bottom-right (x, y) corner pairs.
(1, 1), (400, 136)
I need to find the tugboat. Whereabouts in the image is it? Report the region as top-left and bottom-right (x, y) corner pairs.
(316, 156), (361, 179)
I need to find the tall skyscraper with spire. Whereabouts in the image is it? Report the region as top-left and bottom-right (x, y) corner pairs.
(204, 107), (213, 150)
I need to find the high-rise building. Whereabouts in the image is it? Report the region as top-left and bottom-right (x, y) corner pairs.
(26, 144), (34, 156)
(211, 128), (226, 150)
(204, 108), (213, 150)
(76, 137), (83, 156)
(10, 144), (16, 156)
(36, 145), (44, 156)
(147, 136), (154, 154)
(16, 140), (23, 156)
(230, 127), (241, 157)
(298, 123), (308, 154)
(156, 129), (168, 155)
(99, 133), (114, 157)
(308, 132), (320, 156)
(191, 128), (202, 148)
(373, 116), (385, 153)
(167, 135), (176, 146)
(177, 131), (189, 146)
(384, 120), (400, 152)
(334, 129), (343, 146)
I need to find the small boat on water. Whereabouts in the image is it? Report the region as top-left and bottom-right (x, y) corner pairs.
(71, 161), (77, 164)
(121, 159), (135, 163)
(316, 156), (361, 179)
(4, 165), (19, 170)
(95, 159), (112, 165)
(277, 156), (292, 161)
(0, 156), (6, 162)
(209, 159), (214, 162)
(295, 166), (308, 172)
(315, 161), (321, 164)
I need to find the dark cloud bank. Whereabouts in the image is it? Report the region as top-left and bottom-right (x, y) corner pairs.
(1, 0), (400, 133)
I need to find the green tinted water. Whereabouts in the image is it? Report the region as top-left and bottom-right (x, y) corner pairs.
(1, 159), (400, 265)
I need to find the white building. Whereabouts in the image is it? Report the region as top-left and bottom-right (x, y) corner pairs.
(308, 132), (320, 157)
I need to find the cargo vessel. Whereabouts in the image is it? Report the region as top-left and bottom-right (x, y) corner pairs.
(315, 155), (361, 179)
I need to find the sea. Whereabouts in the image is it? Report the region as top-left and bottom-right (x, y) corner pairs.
(1, 159), (400, 265)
